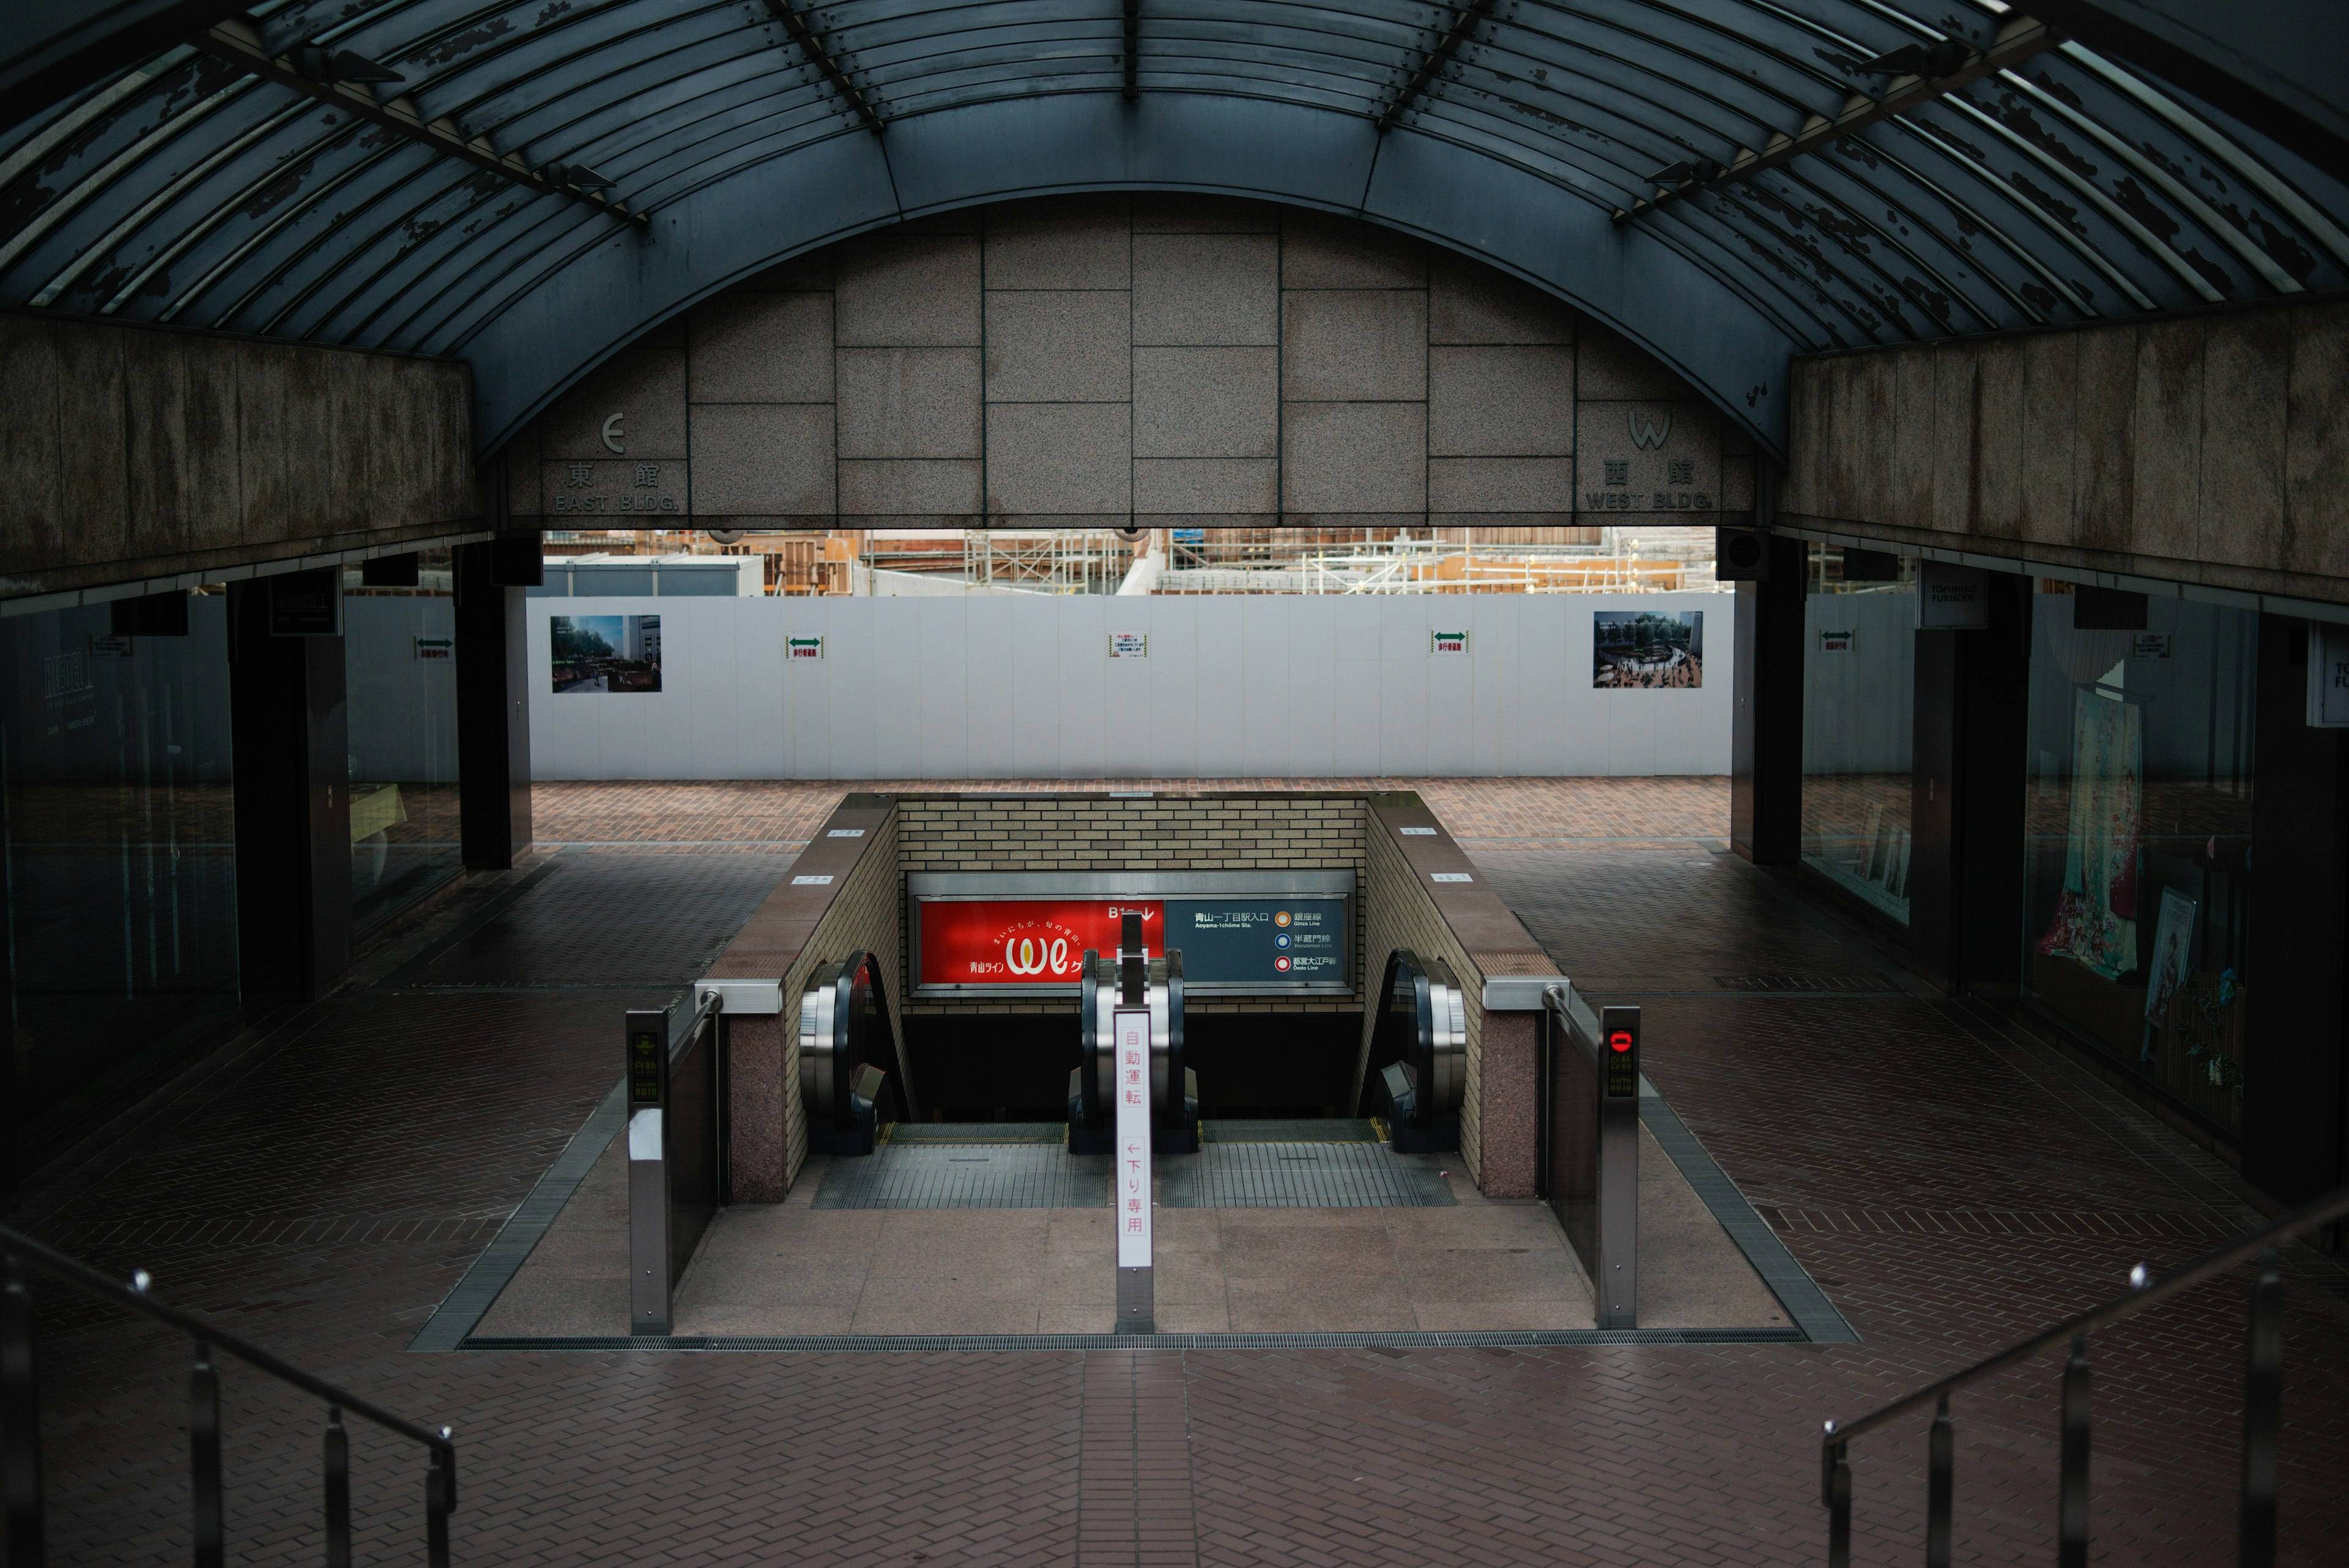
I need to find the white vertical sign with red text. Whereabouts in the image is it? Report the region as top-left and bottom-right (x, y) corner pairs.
(1114, 1007), (1152, 1268)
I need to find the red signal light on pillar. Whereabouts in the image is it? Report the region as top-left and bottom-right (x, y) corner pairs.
(1608, 1031), (1633, 1053)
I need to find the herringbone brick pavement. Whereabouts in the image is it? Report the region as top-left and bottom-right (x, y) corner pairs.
(6, 789), (2343, 1566)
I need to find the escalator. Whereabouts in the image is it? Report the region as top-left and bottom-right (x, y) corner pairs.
(1354, 948), (1466, 1152)
(1068, 913), (1200, 1154)
(798, 950), (908, 1156)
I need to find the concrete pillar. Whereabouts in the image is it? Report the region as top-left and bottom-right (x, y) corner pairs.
(228, 576), (352, 1011)
(1908, 571), (2048, 993)
(2243, 616), (2349, 1206)
(1730, 533), (1805, 864)
(455, 537), (536, 869)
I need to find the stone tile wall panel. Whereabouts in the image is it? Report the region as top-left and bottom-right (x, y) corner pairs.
(489, 194), (1761, 537)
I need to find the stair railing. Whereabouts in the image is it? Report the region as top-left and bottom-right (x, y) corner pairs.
(1819, 1184), (2349, 1568)
(0, 1223), (458, 1567)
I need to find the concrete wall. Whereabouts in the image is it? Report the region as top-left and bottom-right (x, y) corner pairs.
(712, 795), (904, 1200)
(0, 314), (481, 596)
(522, 593), (1734, 779)
(1778, 299), (2349, 606)
(502, 195), (1758, 532)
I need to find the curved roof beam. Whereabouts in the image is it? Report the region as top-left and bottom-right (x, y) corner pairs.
(767, 1), (885, 133)
(196, 17), (646, 223)
(1374, 0), (1497, 133)
(1617, 12), (2058, 222)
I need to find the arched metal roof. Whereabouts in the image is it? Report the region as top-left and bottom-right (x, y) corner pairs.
(3, 0), (2344, 464)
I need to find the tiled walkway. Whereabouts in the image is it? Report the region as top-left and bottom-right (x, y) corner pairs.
(9, 779), (2345, 1566)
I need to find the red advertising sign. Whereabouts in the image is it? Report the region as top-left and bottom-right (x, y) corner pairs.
(916, 899), (1162, 987)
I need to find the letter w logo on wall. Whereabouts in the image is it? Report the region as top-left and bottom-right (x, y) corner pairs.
(1627, 409), (1674, 450)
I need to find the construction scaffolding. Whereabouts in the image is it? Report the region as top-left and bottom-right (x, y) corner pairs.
(959, 529), (1132, 594)
(1153, 529), (1721, 595)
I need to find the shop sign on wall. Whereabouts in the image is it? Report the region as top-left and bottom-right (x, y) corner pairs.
(2132, 633), (2172, 660)
(910, 874), (1353, 995)
(1109, 631), (1148, 658)
(2309, 623), (2349, 728)
(786, 634), (824, 661)
(1429, 628), (1469, 656)
(1819, 628), (1856, 653)
(414, 636), (453, 662)
(1919, 563), (1987, 628)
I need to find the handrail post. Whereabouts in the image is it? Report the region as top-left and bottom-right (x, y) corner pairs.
(323, 1405), (350, 1568)
(2, 1255), (43, 1568)
(2238, 1247), (2281, 1568)
(1925, 1394), (1952, 1568)
(426, 1443), (452, 1568)
(1821, 1424), (1849, 1568)
(190, 1341), (223, 1568)
(2057, 1334), (2090, 1568)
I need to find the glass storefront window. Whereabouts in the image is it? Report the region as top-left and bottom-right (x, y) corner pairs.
(1800, 545), (1918, 923)
(2023, 584), (2255, 1135)
(343, 552), (462, 931)
(1, 592), (240, 1140)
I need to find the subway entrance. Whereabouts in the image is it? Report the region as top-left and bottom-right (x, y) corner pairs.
(464, 789), (1807, 1342)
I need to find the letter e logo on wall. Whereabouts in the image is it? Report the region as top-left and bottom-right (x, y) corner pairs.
(602, 412), (625, 455)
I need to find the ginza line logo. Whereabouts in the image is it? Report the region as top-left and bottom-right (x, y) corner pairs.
(1628, 409), (1673, 450)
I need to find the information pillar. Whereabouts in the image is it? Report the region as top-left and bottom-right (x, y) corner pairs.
(1114, 1004), (1154, 1332)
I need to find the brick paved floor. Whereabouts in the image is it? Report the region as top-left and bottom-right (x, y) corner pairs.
(7, 782), (2345, 1566)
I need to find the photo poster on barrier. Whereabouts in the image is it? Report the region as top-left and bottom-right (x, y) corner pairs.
(1594, 611), (1704, 689)
(2140, 887), (2198, 1063)
(1115, 1007), (1152, 1268)
(552, 614), (662, 694)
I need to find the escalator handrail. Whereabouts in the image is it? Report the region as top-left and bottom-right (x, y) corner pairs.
(1163, 949), (1184, 1129)
(1078, 948), (1102, 1126)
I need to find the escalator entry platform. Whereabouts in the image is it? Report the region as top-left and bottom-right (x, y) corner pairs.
(808, 1117), (1452, 1209)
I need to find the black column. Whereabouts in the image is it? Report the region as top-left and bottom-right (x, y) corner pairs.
(455, 539), (535, 869)
(228, 579), (352, 1011)
(1909, 571), (2031, 993)
(2242, 617), (2349, 1206)
(1730, 534), (1805, 864)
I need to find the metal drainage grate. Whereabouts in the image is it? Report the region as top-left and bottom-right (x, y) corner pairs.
(883, 1121), (1067, 1145)
(1160, 1143), (1455, 1208)
(1202, 1118), (1380, 1144)
(812, 1145), (1106, 1208)
(1712, 975), (1887, 993)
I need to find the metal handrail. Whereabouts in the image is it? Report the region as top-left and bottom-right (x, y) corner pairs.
(1, 1223), (456, 1566)
(1818, 1183), (2349, 1568)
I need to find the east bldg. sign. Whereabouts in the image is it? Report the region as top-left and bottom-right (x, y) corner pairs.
(542, 458), (685, 516)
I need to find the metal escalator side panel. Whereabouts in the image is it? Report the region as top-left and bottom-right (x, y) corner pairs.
(1421, 957), (1468, 1115)
(798, 961), (840, 1135)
